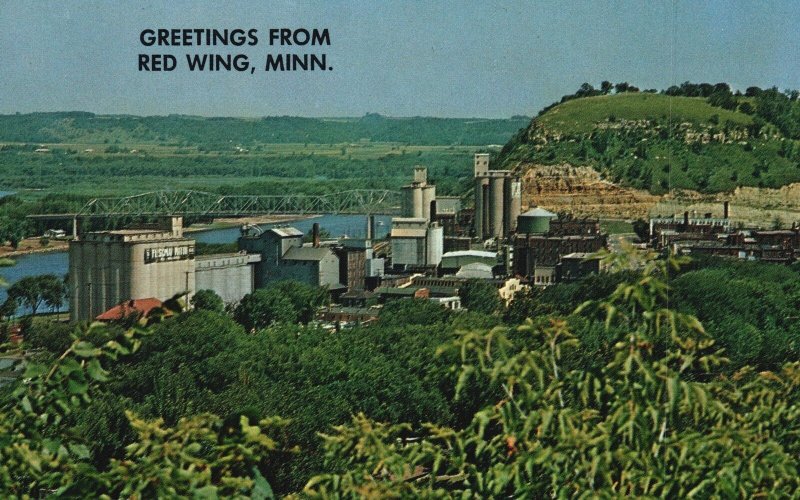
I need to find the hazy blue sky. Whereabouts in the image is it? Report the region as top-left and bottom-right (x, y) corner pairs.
(1, 1), (798, 117)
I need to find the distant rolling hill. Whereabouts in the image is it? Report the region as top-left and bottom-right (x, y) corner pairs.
(0, 112), (530, 147)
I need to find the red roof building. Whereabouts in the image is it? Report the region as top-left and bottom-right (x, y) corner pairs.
(95, 298), (165, 322)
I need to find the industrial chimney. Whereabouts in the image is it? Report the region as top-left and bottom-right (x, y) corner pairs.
(723, 201), (730, 219)
(312, 222), (320, 248)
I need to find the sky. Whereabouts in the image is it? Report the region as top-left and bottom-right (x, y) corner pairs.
(1, 0), (798, 118)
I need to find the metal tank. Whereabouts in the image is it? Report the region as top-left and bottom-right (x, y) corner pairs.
(517, 207), (557, 234)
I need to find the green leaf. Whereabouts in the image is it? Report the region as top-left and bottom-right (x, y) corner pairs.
(21, 395), (33, 413)
(68, 376), (89, 395)
(86, 358), (109, 382)
(69, 443), (91, 460)
(251, 467), (275, 500)
(73, 341), (100, 358)
(192, 486), (219, 499)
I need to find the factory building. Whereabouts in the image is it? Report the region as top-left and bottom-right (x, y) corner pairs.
(401, 166), (437, 221)
(440, 250), (498, 273)
(390, 217), (444, 269)
(69, 213), (395, 323)
(390, 167), (445, 270)
(513, 210), (608, 285)
(69, 217), (195, 322)
(473, 153), (522, 240)
(195, 252), (259, 305)
(338, 237), (385, 290)
(650, 211), (732, 249)
(239, 225), (342, 290)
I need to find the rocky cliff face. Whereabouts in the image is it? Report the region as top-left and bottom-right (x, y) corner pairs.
(519, 163), (659, 219)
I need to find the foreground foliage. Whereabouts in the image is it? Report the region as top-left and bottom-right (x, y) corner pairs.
(302, 252), (800, 497)
(1, 252), (799, 497)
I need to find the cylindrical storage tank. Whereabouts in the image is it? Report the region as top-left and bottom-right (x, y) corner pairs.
(503, 176), (512, 237)
(482, 183), (490, 239)
(421, 185), (436, 221)
(402, 185), (424, 218)
(489, 175), (505, 238)
(426, 224), (444, 266)
(510, 179), (522, 232)
(413, 186), (423, 218)
(517, 207), (556, 234)
(401, 186), (413, 217)
(474, 178), (486, 239)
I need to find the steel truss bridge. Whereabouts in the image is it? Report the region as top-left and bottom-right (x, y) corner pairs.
(28, 189), (402, 223)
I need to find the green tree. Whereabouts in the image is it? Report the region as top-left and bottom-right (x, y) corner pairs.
(458, 279), (502, 315)
(268, 281), (329, 324)
(191, 289), (224, 313)
(302, 250), (800, 497)
(0, 297), (16, 321)
(632, 218), (650, 242)
(7, 274), (65, 316)
(234, 289), (297, 331)
(40, 274), (67, 313)
(377, 298), (450, 326)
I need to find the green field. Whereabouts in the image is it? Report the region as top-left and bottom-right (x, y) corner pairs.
(0, 113), (528, 238)
(0, 142), (486, 200)
(0, 113), (530, 201)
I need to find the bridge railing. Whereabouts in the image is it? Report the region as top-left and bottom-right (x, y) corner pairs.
(72, 189), (402, 217)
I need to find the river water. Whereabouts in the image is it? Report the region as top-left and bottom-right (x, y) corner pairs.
(0, 214), (392, 315)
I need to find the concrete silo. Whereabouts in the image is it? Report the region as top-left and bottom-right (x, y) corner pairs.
(421, 185), (436, 221)
(401, 184), (424, 218)
(509, 178), (522, 233)
(489, 171), (507, 238)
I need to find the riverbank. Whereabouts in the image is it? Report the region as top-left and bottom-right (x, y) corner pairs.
(184, 214), (318, 233)
(0, 215), (318, 258)
(1, 238), (69, 258)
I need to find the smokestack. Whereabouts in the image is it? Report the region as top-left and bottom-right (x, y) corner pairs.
(723, 201), (730, 219)
(683, 211), (689, 227)
(312, 222), (320, 248)
(430, 200), (437, 221)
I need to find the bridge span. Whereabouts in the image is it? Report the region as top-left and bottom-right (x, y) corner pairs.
(27, 189), (402, 236)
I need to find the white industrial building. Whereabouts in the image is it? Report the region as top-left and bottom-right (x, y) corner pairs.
(68, 217), (196, 322)
(390, 167), (445, 269)
(390, 217), (443, 268)
(195, 252), (260, 305)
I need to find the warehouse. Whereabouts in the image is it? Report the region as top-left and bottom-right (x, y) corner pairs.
(68, 217), (195, 322)
(238, 224), (343, 290)
(194, 252), (259, 305)
(440, 249), (497, 272)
